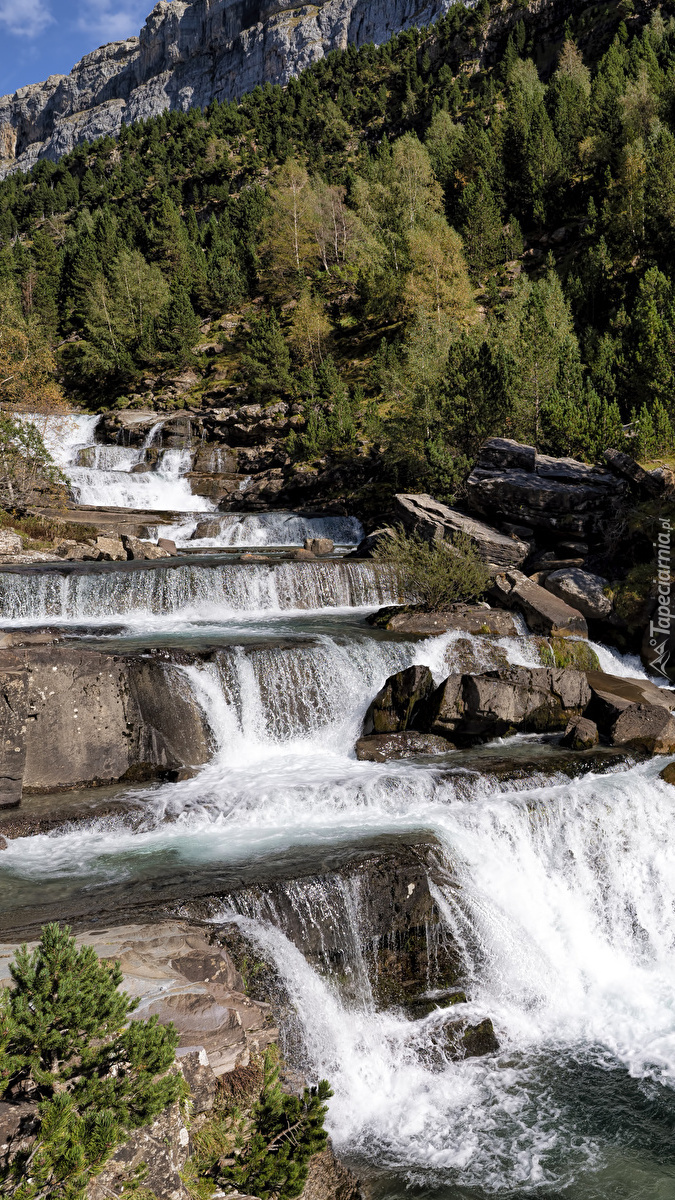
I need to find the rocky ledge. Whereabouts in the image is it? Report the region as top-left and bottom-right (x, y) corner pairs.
(356, 663), (675, 759)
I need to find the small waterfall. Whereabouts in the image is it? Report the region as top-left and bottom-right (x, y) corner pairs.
(179, 512), (364, 548)
(20, 412), (213, 512)
(0, 561), (396, 624)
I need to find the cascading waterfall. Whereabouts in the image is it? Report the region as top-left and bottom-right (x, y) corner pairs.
(215, 759), (675, 1195)
(0, 560), (395, 624)
(22, 412), (213, 511)
(163, 511), (365, 548)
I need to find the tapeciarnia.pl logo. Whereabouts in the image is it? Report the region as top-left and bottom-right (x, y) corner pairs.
(649, 517), (672, 679)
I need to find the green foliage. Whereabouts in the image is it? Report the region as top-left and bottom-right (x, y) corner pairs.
(0, 415), (66, 510)
(0, 924), (181, 1200)
(218, 1048), (332, 1200)
(372, 527), (491, 610)
(240, 311), (293, 401)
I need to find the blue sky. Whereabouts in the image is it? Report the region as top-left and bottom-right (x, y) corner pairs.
(0, 0), (151, 96)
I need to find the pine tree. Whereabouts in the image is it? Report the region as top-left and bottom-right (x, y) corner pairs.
(219, 1048), (332, 1200)
(0, 923), (181, 1200)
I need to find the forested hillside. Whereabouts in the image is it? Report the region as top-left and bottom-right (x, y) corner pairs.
(1, 0), (675, 507)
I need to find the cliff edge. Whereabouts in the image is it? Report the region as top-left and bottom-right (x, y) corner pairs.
(0, 0), (454, 178)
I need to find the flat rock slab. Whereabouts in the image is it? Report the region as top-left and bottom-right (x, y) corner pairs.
(611, 704), (675, 754)
(367, 605), (520, 636)
(356, 732), (452, 761)
(586, 670), (675, 732)
(393, 493), (529, 568)
(490, 569), (588, 637)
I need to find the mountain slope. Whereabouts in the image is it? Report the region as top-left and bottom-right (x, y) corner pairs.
(0, 0), (457, 178)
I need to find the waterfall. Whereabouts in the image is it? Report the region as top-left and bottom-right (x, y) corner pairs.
(168, 512), (365, 548)
(0, 561), (396, 624)
(201, 758), (675, 1194)
(20, 412), (213, 512)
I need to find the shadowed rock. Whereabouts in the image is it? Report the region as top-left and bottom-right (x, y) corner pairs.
(610, 704), (675, 754)
(362, 665), (435, 735)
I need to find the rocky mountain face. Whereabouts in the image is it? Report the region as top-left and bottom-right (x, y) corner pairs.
(0, 0), (455, 178)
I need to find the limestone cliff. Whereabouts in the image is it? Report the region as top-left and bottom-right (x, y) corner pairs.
(0, 0), (454, 178)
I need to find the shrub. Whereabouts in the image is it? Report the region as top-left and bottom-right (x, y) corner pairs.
(0, 923), (182, 1200)
(372, 527), (491, 610)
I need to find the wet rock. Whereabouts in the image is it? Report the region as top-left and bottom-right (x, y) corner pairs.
(157, 537), (178, 556)
(604, 447), (663, 496)
(304, 537), (333, 555)
(394, 493), (529, 568)
(560, 715), (599, 750)
(0, 647), (214, 795)
(366, 605), (519, 637)
(355, 732), (452, 761)
(490, 569), (588, 637)
(461, 1018), (499, 1058)
(585, 670), (675, 734)
(535, 637), (600, 671)
(544, 568), (612, 621)
(292, 548), (316, 561)
(659, 762), (675, 785)
(456, 666), (591, 739)
(424, 675), (464, 739)
(362, 665), (435, 735)
(191, 519), (222, 539)
(610, 704), (675, 754)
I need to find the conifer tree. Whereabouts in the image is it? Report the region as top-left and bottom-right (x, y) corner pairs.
(219, 1047), (332, 1200)
(0, 923), (181, 1200)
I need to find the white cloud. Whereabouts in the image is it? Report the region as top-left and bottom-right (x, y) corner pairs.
(75, 0), (149, 42)
(0, 0), (55, 38)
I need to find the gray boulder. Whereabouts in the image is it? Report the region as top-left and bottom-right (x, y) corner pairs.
(465, 439), (625, 538)
(585, 670), (675, 733)
(610, 704), (675, 754)
(544, 568), (612, 621)
(353, 527), (396, 557)
(458, 666), (591, 738)
(560, 715), (599, 750)
(362, 665), (434, 735)
(421, 667), (590, 741)
(393, 494), (529, 568)
(490, 569), (588, 637)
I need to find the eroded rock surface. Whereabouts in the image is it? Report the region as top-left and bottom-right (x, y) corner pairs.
(0, 0), (458, 177)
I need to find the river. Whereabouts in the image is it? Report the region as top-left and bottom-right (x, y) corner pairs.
(2, 415), (675, 1198)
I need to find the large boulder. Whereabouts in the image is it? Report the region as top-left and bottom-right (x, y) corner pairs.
(362, 665), (434, 735)
(490, 569), (588, 637)
(393, 494), (530, 568)
(458, 667), (591, 738)
(544, 568), (612, 621)
(465, 439), (625, 538)
(422, 667), (590, 741)
(352, 527), (396, 558)
(585, 670), (675, 734)
(610, 704), (675, 753)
